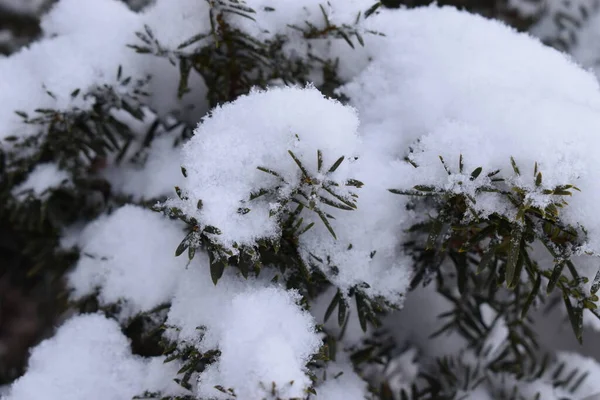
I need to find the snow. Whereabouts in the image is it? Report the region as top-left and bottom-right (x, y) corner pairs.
(2, 314), (184, 400)
(169, 86), (412, 300)
(0, 0), (208, 143)
(197, 286), (321, 399)
(166, 265), (322, 399)
(172, 86), (362, 250)
(12, 162), (69, 198)
(68, 205), (188, 320)
(103, 133), (184, 201)
(342, 5), (600, 279)
(314, 360), (368, 400)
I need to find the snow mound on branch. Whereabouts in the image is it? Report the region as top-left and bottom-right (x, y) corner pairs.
(174, 85), (361, 247)
(12, 163), (70, 198)
(166, 265), (322, 399)
(68, 205), (188, 320)
(0, 0), (139, 141)
(0, 0), (209, 143)
(3, 314), (182, 400)
(170, 86), (412, 300)
(342, 5), (600, 276)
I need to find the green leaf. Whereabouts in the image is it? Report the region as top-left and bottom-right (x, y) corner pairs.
(178, 58), (192, 99)
(288, 150), (310, 177)
(460, 224), (496, 252)
(426, 219), (444, 251)
(297, 222), (315, 236)
(177, 32), (209, 49)
(505, 227), (523, 288)
(591, 269), (600, 294)
(521, 274), (541, 319)
(477, 244), (496, 274)
(327, 156), (345, 174)
(325, 290), (341, 322)
(470, 167), (482, 181)
(355, 32), (364, 46)
(210, 261), (226, 285)
(414, 185), (437, 192)
(345, 179), (364, 188)
(547, 261), (566, 294)
(316, 208), (337, 239)
(317, 150), (323, 172)
(364, 2), (380, 18)
(563, 294), (583, 344)
(323, 187), (357, 209)
(175, 237), (189, 257)
(338, 298), (347, 327)
(338, 30), (355, 49)
(536, 172), (543, 187)
(14, 110), (28, 119)
(510, 156), (520, 176)
(355, 293), (368, 332)
(439, 156), (451, 175)
(318, 195), (354, 211)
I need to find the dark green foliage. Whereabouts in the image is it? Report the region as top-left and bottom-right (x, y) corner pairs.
(0, 68), (189, 381)
(129, 0), (371, 107)
(379, 154), (599, 397)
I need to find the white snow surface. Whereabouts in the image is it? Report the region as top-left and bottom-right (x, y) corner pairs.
(67, 208), (324, 399)
(170, 85), (412, 300)
(2, 314), (184, 400)
(314, 359), (368, 400)
(342, 5), (600, 279)
(0, 0), (208, 143)
(68, 205), (188, 320)
(102, 133), (184, 201)
(166, 265), (323, 400)
(12, 163), (69, 198)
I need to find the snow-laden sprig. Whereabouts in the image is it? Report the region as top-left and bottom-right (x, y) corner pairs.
(390, 154), (597, 343)
(159, 86), (362, 279)
(158, 86), (411, 336)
